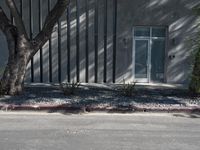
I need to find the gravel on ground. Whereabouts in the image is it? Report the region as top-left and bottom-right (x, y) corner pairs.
(0, 84), (199, 110)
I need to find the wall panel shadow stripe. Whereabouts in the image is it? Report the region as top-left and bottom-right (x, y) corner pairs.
(94, 0), (99, 83)
(48, 0), (52, 83)
(10, 14), (14, 25)
(103, 0), (108, 83)
(67, 2), (71, 83)
(113, 0), (117, 83)
(29, 0), (34, 82)
(85, 0), (89, 83)
(58, 19), (62, 83)
(20, 0), (23, 18)
(76, 0), (80, 82)
(39, 0), (43, 83)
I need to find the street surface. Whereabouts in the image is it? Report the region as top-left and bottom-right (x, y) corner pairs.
(0, 112), (199, 150)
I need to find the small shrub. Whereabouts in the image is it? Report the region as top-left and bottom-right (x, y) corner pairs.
(189, 7), (200, 94)
(189, 76), (200, 94)
(61, 81), (80, 95)
(0, 81), (4, 97)
(120, 79), (136, 97)
(189, 47), (200, 94)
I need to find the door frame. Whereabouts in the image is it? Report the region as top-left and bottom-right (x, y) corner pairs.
(132, 26), (166, 83)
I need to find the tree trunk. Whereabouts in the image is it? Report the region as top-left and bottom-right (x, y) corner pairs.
(0, 25), (31, 95)
(0, 43), (31, 95)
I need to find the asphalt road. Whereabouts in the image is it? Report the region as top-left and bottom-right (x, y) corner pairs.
(0, 112), (199, 150)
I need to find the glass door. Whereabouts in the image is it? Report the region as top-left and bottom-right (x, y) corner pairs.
(134, 39), (150, 82)
(151, 39), (165, 82)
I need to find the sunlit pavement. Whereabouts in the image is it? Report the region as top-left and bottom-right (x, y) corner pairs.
(0, 112), (199, 150)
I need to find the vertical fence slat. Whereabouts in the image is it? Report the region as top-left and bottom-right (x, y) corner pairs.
(85, 0), (89, 83)
(39, 0), (43, 83)
(20, 0), (23, 17)
(29, 0), (34, 82)
(94, 0), (99, 83)
(10, 15), (13, 24)
(113, 0), (117, 83)
(29, 0), (33, 40)
(103, 0), (108, 83)
(67, 2), (71, 83)
(58, 19), (62, 83)
(10, 13), (14, 24)
(76, 0), (80, 82)
(48, 0), (52, 83)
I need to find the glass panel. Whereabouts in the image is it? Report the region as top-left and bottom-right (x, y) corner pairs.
(151, 39), (165, 82)
(152, 28), (166, 37)
(135, 40), (148, 78)
(134, 27), (150, 37)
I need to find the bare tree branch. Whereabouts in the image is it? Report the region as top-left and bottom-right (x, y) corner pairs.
(31, 0), (69, 56)
(0, 6), (17, 53)
(0, 6), (14, 33)
(6, 0), (28, 39)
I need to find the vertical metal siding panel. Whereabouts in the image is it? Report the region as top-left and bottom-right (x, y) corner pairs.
(113, 0), (117, 83)
(29, 0), (34, 83)
(94, 0), (99, 83)
(48, 0), (52, 83)
(76, 0), (80, 82)
(58, 19), (62, 83)
(39, 0), (43, 83)
(20, 0), (23, 17)
(104, 0), (108, 83)
(87, 0), (94, 83)
(85, 0), (89, 83)
(9, 0), (17, 24)
(10, 13), (14, 24)
(67, 2), (71, 83)
(48, 0), (58, 82)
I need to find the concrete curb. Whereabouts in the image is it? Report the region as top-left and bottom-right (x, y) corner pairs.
(0, 104), (200, 113)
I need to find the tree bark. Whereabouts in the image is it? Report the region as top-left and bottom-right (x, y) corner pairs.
(0, 0), (69, 95)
